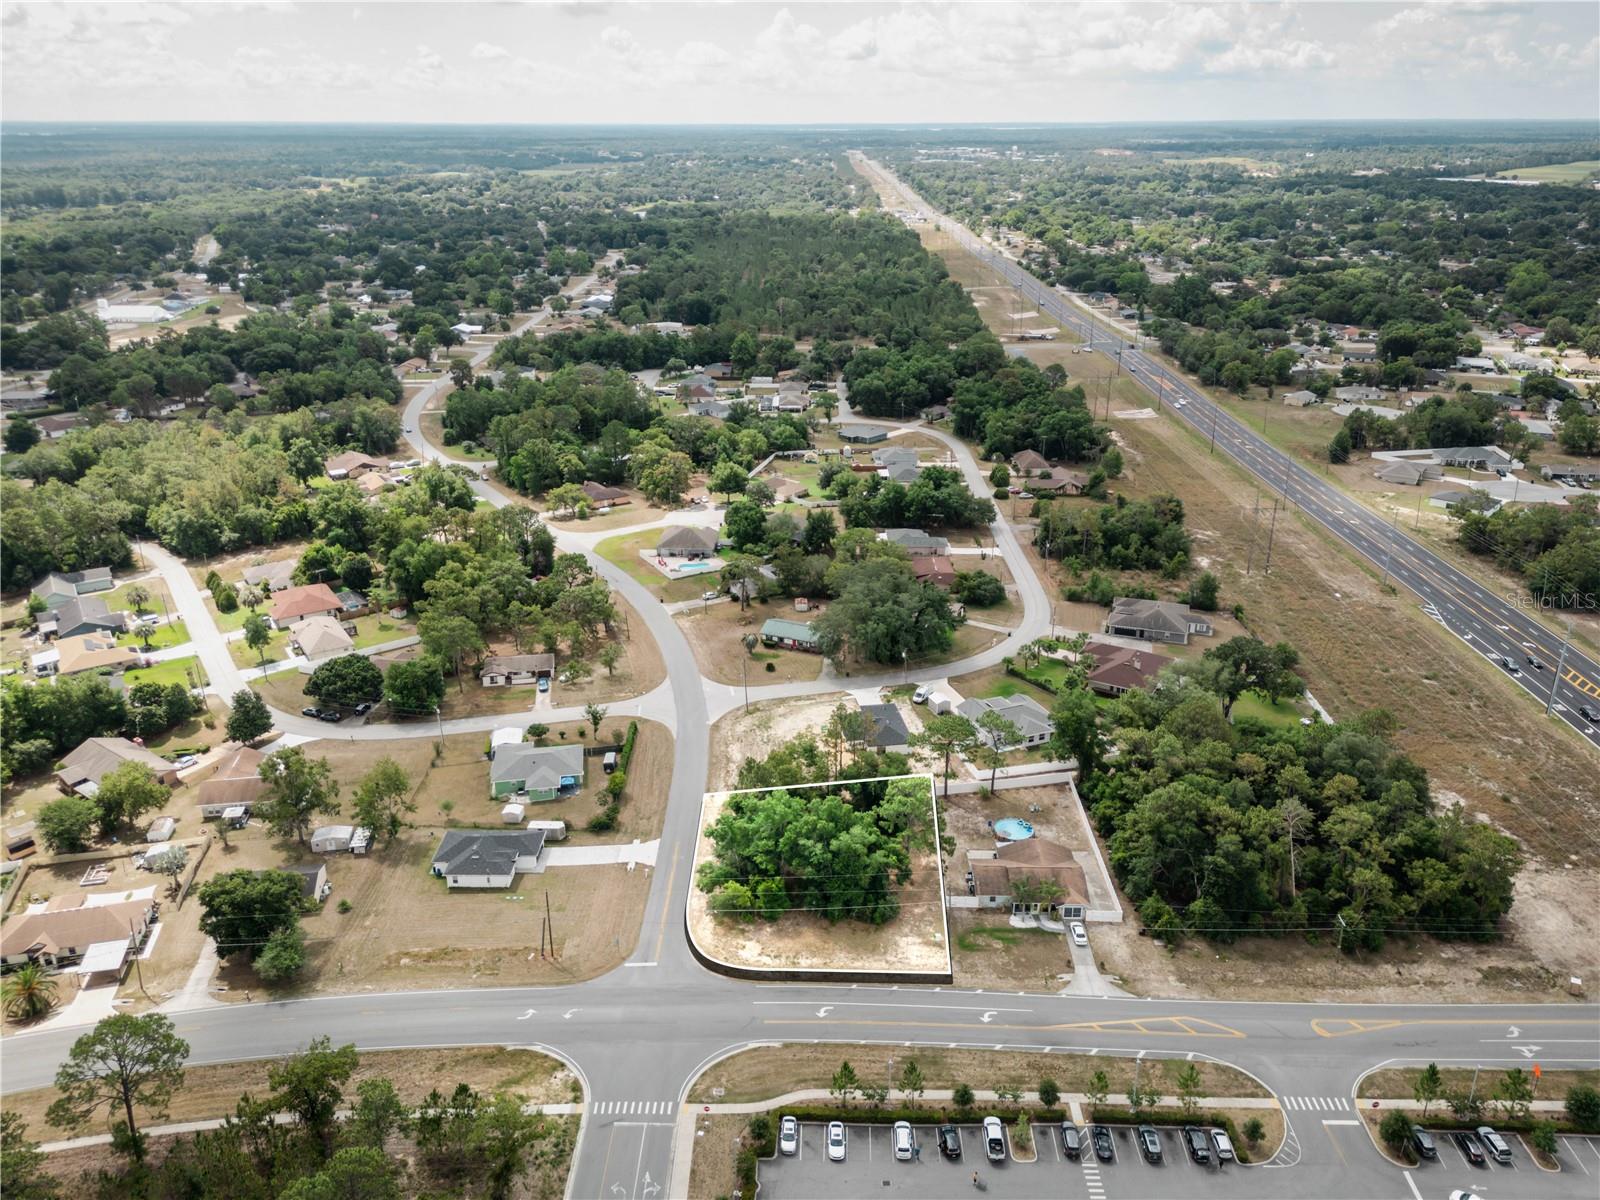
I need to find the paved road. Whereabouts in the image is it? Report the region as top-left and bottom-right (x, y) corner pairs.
(9, 215), (1599, 1200)
(854, 153), (1600, 755)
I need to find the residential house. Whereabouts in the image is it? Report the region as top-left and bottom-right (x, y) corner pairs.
(393, 357), (427, 379)
(31, 568), (114, 609)
(289, 614), (355, 661)
(655, 526), (719, 560)
(1333, 385), (1384, 404)
(746, 376), (779, 396)
(1434, 445), (1516, 471)
(1373, 460), (1443, 486)
(480, 653), (555, 687)
(50, 633), (141, 677)
(490, 743), (585, 800)
(581, 481), (629, 507)
(1026, 468), (1088, 496)
(33, 413), (88, 439)
(702, 361), (736, 380)
(921, 403), (952, 422)
(957, 695), (1053, 749)
(881, 528), (949, 557)
(686, 400), (732, 420)
(268, 584), (343, 628)
(838, 423), (890, 444)
(431, 829), (547, 889)
(910, 556), (957, 589)
(1282, 389), (1320, 407)
(969, 838), (1087, 919)
(872, 447), (921, 470)
(56, 738), (180, 795)
(324, 451), (387, 480)
(1011, 449), (1053, 475)
(1103, 597), (1214, 645)
(1455, 356), (1496, 372)
(37, 595), (128, 641)
(241, 560), (297, 592)
(1081, 639), (1172, 697)
(1506, 322), (1545, 345)
(450, 322), (484, 337)
(880, 462), (922, 485)
(0, 896), (156, 972)
(858, 703), (911, 752)
(760, 618), (821, 652)
(196, 746), (267, 819)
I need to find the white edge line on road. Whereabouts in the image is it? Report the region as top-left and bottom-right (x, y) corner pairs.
(1403, 1170), (1423, 1200)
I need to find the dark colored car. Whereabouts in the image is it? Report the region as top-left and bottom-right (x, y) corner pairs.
(1060, 1124), (1082, 1160)
(938, 1125), (961, 1160)
(1579, 704), (1600, 723)
(1183, 1126), (1211, 1164)
(1137, 1126), (1163, 1163)
(1412, 1126), (1437, 1160)
(1526, 654), (1545, 669)
(317, 709), (344, 723)
(1454, 1131), (1486, 1166)
(1090, 1125), (1114, 1162)
(353, 701), (374, 716)
(301, 706), (321, 718)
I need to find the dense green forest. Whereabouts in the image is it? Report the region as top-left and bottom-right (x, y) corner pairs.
(1453, 493), (1600, 611)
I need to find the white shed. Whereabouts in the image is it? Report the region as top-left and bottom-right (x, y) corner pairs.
(926, 691), (953, 715)
(310, 825), (356, 854)
(501, 802), (527, 825)
(145, 816), (177, 844)
(526, 819), (568, 842)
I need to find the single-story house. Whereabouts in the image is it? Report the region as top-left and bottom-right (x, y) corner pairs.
(282, 863), (330, 901)
(872, 447), (921, 470)
(1081, 640), (1173, 697)
(760, 618), (821, 653)
(33, 414), (88, 439)
(1429, 488), (1497, 512)
(838, 423), (889, 444)
(921, 404), (952, 422)
(1374, 460), (1443, 487)
(0, 896), (156, 972)
(393, 357), (427, 379)
(881, 462), (922, 485)
(1333, 385), (1384, 404)
(1103, 597), (1214, 646)
(1506, 322), (1544, 345)
(490, 743), (585, 801)
(958, 695), (1053, 749)
(1027, 468), (1088, 496)
(911, 556), (958, 589)
(38, 595), (127, 641)
(31, 568), (114, 609)
(581, 481), (629, 507)
(746, 376), (779, 396)
(1282, 389), (1320, 407)
(1455, 356), (1496, 371)
(1435, 445), (1516, 471)
(431, 828), (547, 889)
(703, 361), (736, 380)
(480, 653), (555, 687)
(1011, 449), (1053, 475)
(881, 528), (950, 557)
(969, 838), (1087, 919)
(241, 560), (297, 592)
(859, 703), (911, 752)
(196, 746), (267, 819)
(269, 583), (343, 628)
(50, 633), (141, 677)
(289, 614), (355, 661)
(57, 738), (180, 795)
(656, 526), (719, 559)
(687, 400), (732, 420)
(324, 451), (388, 480)
(450, 322), (484, 337)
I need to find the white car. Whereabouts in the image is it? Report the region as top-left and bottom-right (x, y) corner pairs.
(1070, 922), (1089, 947)
(983, 1116), (1007, 1162)
(827, 1120), (847, 1162)
(778, 1115), (799, 1156)
(912, 685), (930, 704)
(701, 590), (719, 601)
(893, 1120), (915, 1160)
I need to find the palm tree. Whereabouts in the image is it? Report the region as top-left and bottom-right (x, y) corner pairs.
(124, 584), (151, 615)
(2, 963), (59, 1022)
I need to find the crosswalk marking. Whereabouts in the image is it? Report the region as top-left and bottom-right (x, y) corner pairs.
(1281, 1095), (1350, 1111)
(590, 1099), (675, 1117)
(1082, 1161), (1105, 1199)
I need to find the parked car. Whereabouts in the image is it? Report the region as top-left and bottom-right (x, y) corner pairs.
(1411, 1126), (1437, 1160)
(893, 1120), (915, 1161)
(826, 1121), (846, 1162)
(171, 755), (198, 770)
(701, 590), (719, 601)
(912, 685), (930, 704)
(938, 1125), (962, 1160)
(1059, 1123), (1082, 1160)
(778, 1116), (798, 1156)
(301, 706), (322, 718)
(537, 676), (550, 693)
(1070, 922), (1089, 947)
(1453, 1131), (1485, 1166)
(1137, 1125), (1163, 1163)
(1211, 1128), (1235, 1162)
(317, 709), (344, 723)
(1475, 1126), (1512, 1164)
(1090, 1125), (1114, 1162)
(353, 701), (374, 716)
(1183, 1126), (1211, 1164)
(983, 1116), (1006, 1162)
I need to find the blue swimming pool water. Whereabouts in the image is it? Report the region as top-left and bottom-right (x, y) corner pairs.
(993, 818), (1035, 841)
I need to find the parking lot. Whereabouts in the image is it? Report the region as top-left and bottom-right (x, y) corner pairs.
(758, 1121), (1243, 1199)
(758, 1121), (1600, 1199)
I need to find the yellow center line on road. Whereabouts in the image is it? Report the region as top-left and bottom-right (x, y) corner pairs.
(651, 849), (681, 962)
(763, 1015), (1247, 1039)
(1312, 1017), (1593, 1038)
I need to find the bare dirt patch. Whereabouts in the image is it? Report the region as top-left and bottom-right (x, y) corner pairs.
(676, 600), (824, 686)
(949, 913), (1071, 992)
(687, 780), (951, 977)
(706, 694), (851, 790)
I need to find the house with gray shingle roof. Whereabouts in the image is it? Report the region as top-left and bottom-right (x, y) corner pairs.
(431, 829), (547, 889)
(1103, 598), (1214, 645)
(881, 528), (949, 557)
(957, 695), (1053, 749)
(490, 743), (585, 801)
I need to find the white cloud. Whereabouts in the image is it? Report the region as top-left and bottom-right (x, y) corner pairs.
(471, 41), (511, 59)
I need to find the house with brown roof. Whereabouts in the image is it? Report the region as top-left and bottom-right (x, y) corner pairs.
(53, 633), (142, 677)
(268, 583), (343, 628)
(480, 653), (555, 687)
(581, 481), (629, 507)
(393, 357), (427, 378)
(968, 837), (1088, 919)
(1026, 468), (1089, 496)
(911, 555), (957, 589)
(197, 746), (268, 819)
(1, 896), (157, 972)
(324, 451), (387, 480)
(1011, 449), (1053, 475)
(1081, 639), (1172, 697)
(56, 738), (180, 795)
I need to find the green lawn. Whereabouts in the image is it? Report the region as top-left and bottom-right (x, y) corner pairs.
(1230, 690), (1307, 729)
(1494, 160), (1600, 184)
(102, 580), (173, 615)
(596, 530), (715, 602)
(350, 614), (416, 649)
(229, 628), (291, 669)
(119, 620), (190, 651)
(956, 926), (1026, 951)
(123, 656), (204, 689)
(211, 603), (267, 633)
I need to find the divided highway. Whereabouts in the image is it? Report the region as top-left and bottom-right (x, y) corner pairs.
(856, 154), (1600, 752)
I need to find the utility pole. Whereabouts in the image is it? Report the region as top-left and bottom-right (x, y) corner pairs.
(1263, 498), (1280, 574)
(1380, 510), (1398, 589)
(1547, 620), (1574, 717)
(1336, 913), (1348, 953)
(545, 890), (558, 962)
(1246, 487), (1261, 575)
(1208, 402), (1219, 454)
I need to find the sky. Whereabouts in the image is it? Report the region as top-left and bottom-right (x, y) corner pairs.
(2, 1), (1597, 126)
